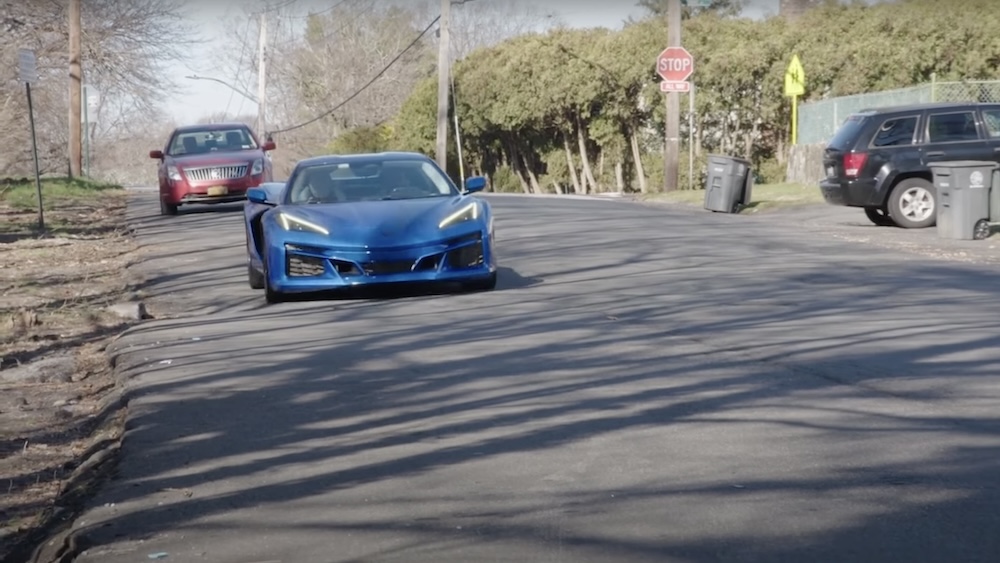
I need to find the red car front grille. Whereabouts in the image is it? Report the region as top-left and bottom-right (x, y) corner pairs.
(185, 165), (248, 181)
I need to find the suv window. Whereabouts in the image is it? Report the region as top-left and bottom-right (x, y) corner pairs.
(926, 111), (980, 143)
(828, 114), (869, 150)
(870, 115), (918, 147)
(982, 109), (1000, 138)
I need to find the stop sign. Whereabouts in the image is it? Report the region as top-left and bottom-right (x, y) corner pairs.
(657, 47), (694, 82)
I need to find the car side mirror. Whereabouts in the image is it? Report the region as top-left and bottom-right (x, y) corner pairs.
(262, 140), (276, 151)
(464, 175), (487, 193)
(149, 150), (164, 159)
(246, 187), (271, 205)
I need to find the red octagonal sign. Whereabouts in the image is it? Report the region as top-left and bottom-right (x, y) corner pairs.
(657, 46), (694, 82)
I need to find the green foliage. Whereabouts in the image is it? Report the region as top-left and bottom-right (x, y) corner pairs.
(489, 166), (524, 193)
(391, 0), (1000, 195)
(327, 125), (393, 154)
(754, 158), (786, 185)
(0, 177), (123, 209)
(391, 76), (439, 155)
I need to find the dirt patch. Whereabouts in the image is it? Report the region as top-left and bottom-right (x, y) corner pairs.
(0, 187), (142, 562)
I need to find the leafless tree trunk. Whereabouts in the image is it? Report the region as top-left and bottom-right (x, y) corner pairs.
(563, 131), (583, 194)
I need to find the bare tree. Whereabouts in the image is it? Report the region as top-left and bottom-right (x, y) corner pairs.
(449, 0), (559, 61)
(0, 0), (200, 181)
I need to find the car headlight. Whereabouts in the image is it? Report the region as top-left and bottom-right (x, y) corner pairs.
(167, 165), (182, 181)
(251, 158), (263, 175)
(279, 212), (329, 235)
(439, 202), (479, 229)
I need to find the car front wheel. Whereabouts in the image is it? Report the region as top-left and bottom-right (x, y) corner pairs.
(160, 198), (178, 216)
(463, 272), (497, 292)
(888, 178), (936, 229)
(248, 264), (265, 289)
(262, 253), (283, 304)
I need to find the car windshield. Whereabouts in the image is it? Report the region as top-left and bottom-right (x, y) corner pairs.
(167, 127), (258, 156)
(287, 159), (458, 204)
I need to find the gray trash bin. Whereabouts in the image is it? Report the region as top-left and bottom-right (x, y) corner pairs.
(704, 154), (752, 213)
(930, 161), (996, 240)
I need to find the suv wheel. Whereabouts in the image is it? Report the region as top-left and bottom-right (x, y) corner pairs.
(864, 206), (895, 226)
(888, 178), (936, 229)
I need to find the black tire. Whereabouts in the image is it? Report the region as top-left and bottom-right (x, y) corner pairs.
(864, 206), (895, 226)
(463, 272), (497, 292)
(887, 178), (936, 229)
(262, 256), (283, 304)
(248, 264), (265, 289)
(731, 202), (741, 214)
(974, 219), (992, 240)
(160, 198), (178, 216)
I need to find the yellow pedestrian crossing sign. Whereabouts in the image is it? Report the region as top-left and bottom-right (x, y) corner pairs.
(784, 54), (805, 97)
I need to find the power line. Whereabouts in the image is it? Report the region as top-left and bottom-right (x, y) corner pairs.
(224, 16), (256, 118)
(261, 0), (299, 13)
(281, 0), (350, 21)
(268, 15), (441, 137)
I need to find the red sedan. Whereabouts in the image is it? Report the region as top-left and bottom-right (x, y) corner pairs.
(150, 122), (276, 215)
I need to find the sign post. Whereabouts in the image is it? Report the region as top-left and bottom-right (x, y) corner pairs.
(784, 54), (806, 145)
(657, 45), (695, 190)
(18, 48), (44, 230)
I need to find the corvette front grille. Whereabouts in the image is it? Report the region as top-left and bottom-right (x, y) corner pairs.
(185, 165), (247, 181)
(446, 241), (484, 269)
(287, 255), (326, 277)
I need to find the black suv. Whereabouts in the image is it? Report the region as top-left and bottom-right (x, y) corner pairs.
(820, 101), (1000, 228)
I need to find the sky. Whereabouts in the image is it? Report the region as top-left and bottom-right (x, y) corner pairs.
(162, 0), (779, 125)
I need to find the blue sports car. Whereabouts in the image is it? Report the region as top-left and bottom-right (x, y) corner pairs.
(243, 151), (497, 303)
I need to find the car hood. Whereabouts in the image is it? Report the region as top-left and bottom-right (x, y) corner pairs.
(168, 151), (262, 166)
(279, 196), (477, 245)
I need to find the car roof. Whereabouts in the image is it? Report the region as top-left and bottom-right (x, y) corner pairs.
(294, 151), (433, 168)
(854, 101), (1000, 116)
(172, 122), (254, 133)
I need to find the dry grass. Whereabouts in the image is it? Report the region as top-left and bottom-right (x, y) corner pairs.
(640, 182), (825, 212)
(0, 177), (140, 560)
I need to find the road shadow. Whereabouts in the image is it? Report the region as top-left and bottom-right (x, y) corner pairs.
(58, 192), (1000, 562)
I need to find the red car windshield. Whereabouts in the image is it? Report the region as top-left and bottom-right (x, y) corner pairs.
(167, 128), (259, 156)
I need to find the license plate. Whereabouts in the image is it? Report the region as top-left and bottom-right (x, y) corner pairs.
(207, 186), (228, 196)
(826, 166), (835, 178)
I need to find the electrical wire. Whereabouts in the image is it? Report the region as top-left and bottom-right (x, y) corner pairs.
(260, 0), (299, 13)
(267, 14), (441, 137)
(224, 15), (256, 118)
(280, 0), (350, 21)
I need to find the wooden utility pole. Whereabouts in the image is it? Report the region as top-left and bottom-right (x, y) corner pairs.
(435, 0), (450, 171)
(663, 0), (681, 191)
(68, 0), (82, 178)
(257, 12), (267, 135)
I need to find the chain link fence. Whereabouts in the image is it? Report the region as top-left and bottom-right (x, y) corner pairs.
(797, 80), (1000, 145)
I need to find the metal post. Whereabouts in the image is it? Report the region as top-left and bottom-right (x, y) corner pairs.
(435, 0), (451, 171)
(688, 83), (694, 191)
(26, 83), (44, 231)
(451, 74), (465, 185)
(791, 94), (798, 145)
(664, 0), (681, 192)
(83, 85), (90, 177)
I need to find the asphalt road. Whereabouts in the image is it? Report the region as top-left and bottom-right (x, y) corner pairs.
(64, 192), (1000, 562)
